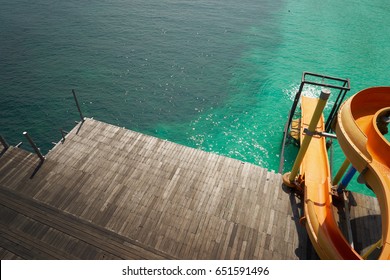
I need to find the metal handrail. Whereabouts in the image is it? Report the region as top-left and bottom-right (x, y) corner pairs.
(302, 72), (350, 88)
(72, 89), (85, 123)
(23, 132), (45, 163)
(0, 135), (9, 150)
(278, 72), (351, 174)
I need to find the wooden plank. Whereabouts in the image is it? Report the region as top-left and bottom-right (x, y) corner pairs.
(0, 187), (173, 260)
(0, 118), (381, 260)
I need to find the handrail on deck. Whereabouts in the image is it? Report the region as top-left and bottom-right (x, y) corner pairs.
(0, 135), (10, 150)
(23, 132), (45, 163)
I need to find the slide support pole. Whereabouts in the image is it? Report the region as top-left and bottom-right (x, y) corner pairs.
(287, 88), (331, 183)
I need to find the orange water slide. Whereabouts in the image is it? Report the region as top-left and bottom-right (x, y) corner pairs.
(300, 96), (361, 259)
(335, 87), (390, 259)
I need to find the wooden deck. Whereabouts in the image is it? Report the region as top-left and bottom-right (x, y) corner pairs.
(0, 118), (382, 259)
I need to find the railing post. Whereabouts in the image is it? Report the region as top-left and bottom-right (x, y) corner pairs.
(23, 132), (45, 163)
(60, 128), (66, 143)
(0, 135), (10, 150)
(72, 89), (85, 123)
(279, 81), (305, 173)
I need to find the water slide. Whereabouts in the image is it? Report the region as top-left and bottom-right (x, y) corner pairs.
(300, 96), (361, 259)
(300, 87), (390, 259)
(335, 87), (390, 259)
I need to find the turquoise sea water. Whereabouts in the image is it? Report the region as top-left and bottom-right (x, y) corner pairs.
(1, 0), (389, 196)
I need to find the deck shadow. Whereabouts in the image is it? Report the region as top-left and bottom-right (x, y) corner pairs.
(281, 184), (319, 260)
(350, 214), (382, 258)
(29, 161), (44, 179)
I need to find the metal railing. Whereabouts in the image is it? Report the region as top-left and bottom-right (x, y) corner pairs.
(278, 72), (351, 174)
(23, 131), (45, 163)
(0, 135), (9, 150)
(72, 89), (85, 123)
(1, 90), (86, 167)
(0, 135), (10, 155)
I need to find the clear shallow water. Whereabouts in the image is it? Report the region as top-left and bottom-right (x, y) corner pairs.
(1, 0), (390, 196)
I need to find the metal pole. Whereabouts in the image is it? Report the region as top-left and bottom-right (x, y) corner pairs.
(60, 128), (66, 143)
(279, 82), (305, 174)
(286, 82), (305, 132)
(320, 132), (337, 139)
(336, 166), (357, 194)
(287, 88), (331, 183)
(23, 132), (45, 162)
(332, 158), (350, 185)
(0, 135), (9, 150)
(72, 89), (85, 123)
